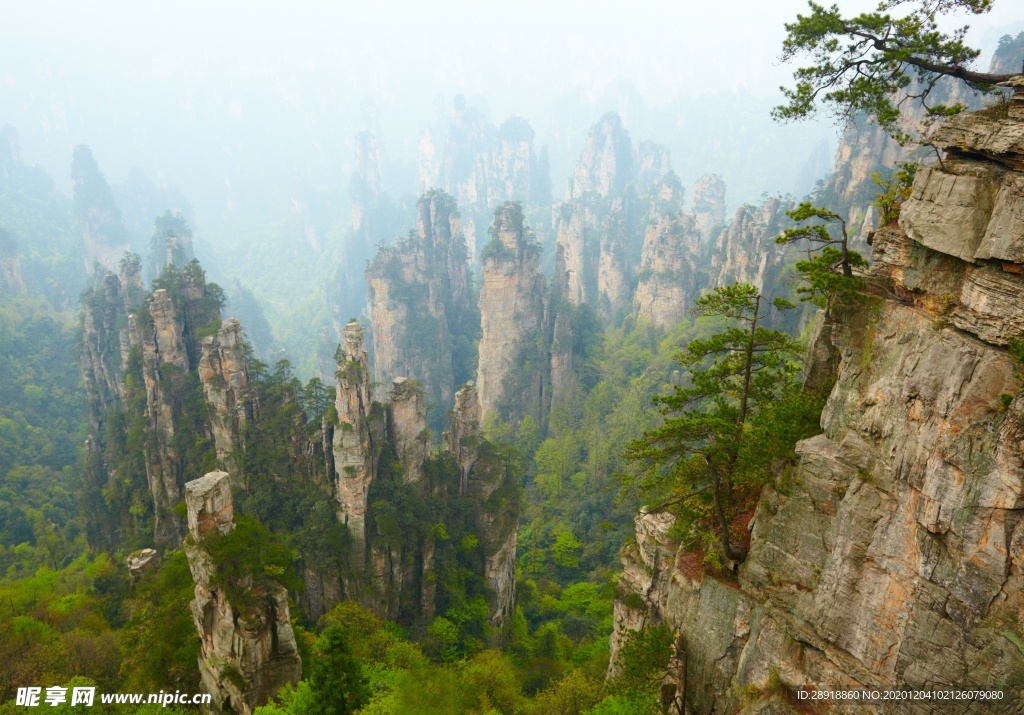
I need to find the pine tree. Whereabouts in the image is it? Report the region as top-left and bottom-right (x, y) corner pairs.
(623, 284), (803, 563)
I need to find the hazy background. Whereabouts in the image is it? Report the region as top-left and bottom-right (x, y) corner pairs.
(3, 0), (1022, 368)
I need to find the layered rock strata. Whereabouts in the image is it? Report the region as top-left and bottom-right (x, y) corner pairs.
(198, 319), (253, 477)
(633, 213), (701, 329)
(185, 471), (301, 715)
(366, 190), (475, 419)
(690, 173), (726, 240)
(476, 203), (546, 421)
(332, 321), (378, 547)
(609, 104), (1024, 714)
(445, 382), (518, 633)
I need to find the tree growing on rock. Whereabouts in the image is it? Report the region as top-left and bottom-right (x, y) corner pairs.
(776, 202), (869, 308)
(773, 0), (1023, 142)
(622, 284), (808, 565)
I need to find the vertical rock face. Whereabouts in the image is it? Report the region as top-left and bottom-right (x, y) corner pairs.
(386, 377), (428, 485)
(198, 320), (252, 477)
(445, 381), (518, 632)
(332, 321), (376, 546)
(690, 173), (726, 240)
(609, 105), (1024, 713)
(476, 203), (546, 421)
(633, 213), (701, 329)
(556, 198), (601, 306)
(707, 196), (794, 296)
(818, 36), (1024, 245)
(597, 191), (644, 317)
(634, 141), (672, 195)
(184, 472), (301, 715)
(416, 98), (540, 258)
(141, 287), (190, 545)
(366, 190), (475, 420)
(567, 112), (633, 201)
(445, 381), (481, 495)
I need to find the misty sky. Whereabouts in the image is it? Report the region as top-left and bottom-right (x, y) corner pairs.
(3, 0), (1022, 217)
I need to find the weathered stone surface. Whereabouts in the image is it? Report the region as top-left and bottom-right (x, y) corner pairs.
(366, 191), (471, 416)
(633, 213), (700, 329)
(184, 471), (301, 715)
(126, 548), (158, 582)
(976, 173), (1024, 263)
(476, 204), (545, 420)
(556, 198), (600, 306)
(929, 113), (1024, 170)
(445, 381), (481, 495)
(899, 161), (1004, 262)
(952, 266), (1024, 345)
(386, 377), (428, 485)
(566, 112), (633, 201)
(707, 196), (794, 297)
(141, 288), (190, 546)
(332, 321), (375, 545)
(198, 320), (252, 477)
(610, 105), (1024, 714)
(690, 173), (726, 240)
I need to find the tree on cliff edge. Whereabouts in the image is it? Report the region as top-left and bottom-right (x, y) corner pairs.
(774, 0), (1023, 142)
(622, 284), (808, 565)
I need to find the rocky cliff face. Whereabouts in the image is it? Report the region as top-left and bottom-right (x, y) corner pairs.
(476, 204), (546, 421)
(690, 173), (727, 241)
(80, 258), (224, 547)
(198, 319), (253, 478)
(417, 98), (545, 258)
(633, 213), (701, 329)
(387, 377), (428, 485)
(445, 382), (518, 633)
(184, 471), (301, 715)
(609, 102), (1024, 713)
(366, 190), (476, 421)
(567, 112), (634, 201)
(332, 321), (378, 548)
(818, 36), (1024, 245)
(706, 196), (795, 309)
(141, 287), (191, 545)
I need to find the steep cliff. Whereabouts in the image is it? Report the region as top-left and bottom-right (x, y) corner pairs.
(476, 203), (546, 422)
(567, 112), (634, 202)
(817, 34), (1024, 244)
(417, 97), (545, 258)
(332, 321), (379, 548)
(184, 471), (301, 715)
(690, 173), (727, 241)
(609, 101), (1024, 713)
(366, 190), (478, 422)
(445, 382), (519, 633)
(80, 258), (225, 547)
(198, 319), (253, 478)
(633, 213), (702, 329)
(705, 195), (799, 327)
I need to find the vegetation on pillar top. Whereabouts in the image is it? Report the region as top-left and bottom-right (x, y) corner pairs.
(774, 0), (1023, 142)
